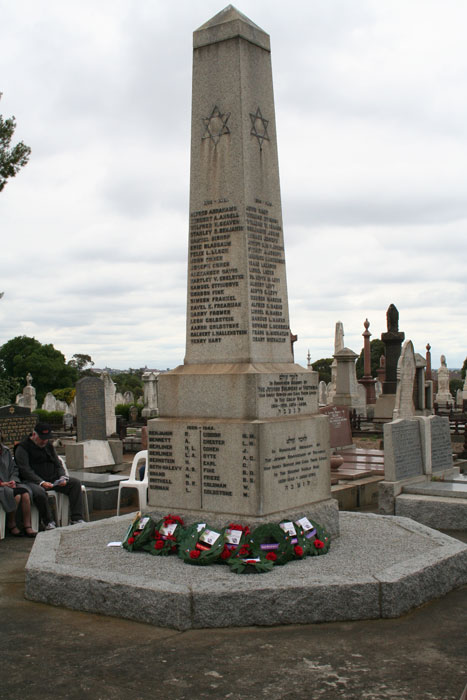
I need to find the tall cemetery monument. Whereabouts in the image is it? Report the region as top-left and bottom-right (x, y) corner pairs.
(148, 6), (336, 528)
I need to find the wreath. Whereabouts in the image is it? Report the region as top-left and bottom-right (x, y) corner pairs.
(247, 523), (295, 566)
(226, 542), (275, 574)
(142, 514), (185, 556)
(122, 513), (155, 552)
(178, 522), (226, 565)
(218, 522), (251, 563)
(279, 519), (309, 560)
(294, 516), (331, 556)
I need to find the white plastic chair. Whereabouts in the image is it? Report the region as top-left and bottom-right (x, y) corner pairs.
(0, 504), (6, 539)
(116, 450), (148, 516)
(58, 457), (90, 525)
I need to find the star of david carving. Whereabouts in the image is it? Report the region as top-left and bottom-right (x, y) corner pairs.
(202, 105), (231, 146)
(250, 107), (270, 150)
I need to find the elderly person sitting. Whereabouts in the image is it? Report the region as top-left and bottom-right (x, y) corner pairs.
(0, 436), (37, 537)
(16, 422), (85, 530)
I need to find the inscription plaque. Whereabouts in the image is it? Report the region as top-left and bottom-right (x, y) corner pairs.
(319, 405), (352, 449)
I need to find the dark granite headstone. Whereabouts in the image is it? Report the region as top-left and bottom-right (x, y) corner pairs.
(319, 405), (352, 448)
(430, 416), (453, 472)
(0, 404), (37, 450)
(381, 304), (405, 395)
(76, 377), (106, 442)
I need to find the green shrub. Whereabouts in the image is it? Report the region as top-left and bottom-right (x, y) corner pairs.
(33, 409), (65, 425)
(115, 403), (140, 421)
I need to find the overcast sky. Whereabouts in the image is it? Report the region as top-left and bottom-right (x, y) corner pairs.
(1, 0), (466, 374)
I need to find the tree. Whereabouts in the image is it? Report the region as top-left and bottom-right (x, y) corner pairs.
(0, 376), (20, 406)
(0, 95), (31, 192)
(356, 339), (385, 379)
(311, 358), (333, 384)
(113, 370), (144, 400)
(0, 336), (78, 404)
(462, 357), (467, 381)
(67, 353), (95, 377)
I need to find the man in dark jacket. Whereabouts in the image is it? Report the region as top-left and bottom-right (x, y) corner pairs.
(16, 422), (84, 530)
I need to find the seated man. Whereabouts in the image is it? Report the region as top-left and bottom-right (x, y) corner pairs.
(15, 422), (85, 530)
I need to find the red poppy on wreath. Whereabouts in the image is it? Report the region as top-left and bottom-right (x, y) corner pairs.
(220, 546), (232, 560)
(265, 552), (277, 562)
(165, 515), (184, 527)
(294, 545), (304, 557)
(134, 531), (140, 537)
(314, 539), (324, 549)
(155, 540), (164, 550)
(238, 544), (250, 555)
(127, 536), (135, 545)
(154, 530), (162, 540)
(189, 549), (200, 559)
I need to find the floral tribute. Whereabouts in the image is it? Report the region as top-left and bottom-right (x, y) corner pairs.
(122, 513), (156, 552)
(142, 514), (185, 556)
(177, 522), (227, 566)
(219, 523), (251, 563)
(121, 513), (331, 573)
(294, 516), (331, 556)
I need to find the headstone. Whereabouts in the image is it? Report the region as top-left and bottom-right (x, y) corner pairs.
(382, 304), (405, 394)
(318, 380), (327, 405)
(147, 6), (336, 532)
(63, 413), (74, 431)
(327, 321), (344, 404)
(319, 405), (353, 449)
(332, 347), (366, 416)
(21, 373), (37, 412)
(435, 355), (454, 407)
(463, 374), (467, 402)
(101, 371), (117, 436)
(358, 318), (376, 404)
(427, 415), (453, 473)
(393, 340), (416, 420)
(123, 390), (134, 405)
(129, 405), (138, 422)
(115, 392), (125, 406)
(42, 392), (57, 412)
(456, 388), (463, 408)
(76, 376), (107, 442)
(142, 371), (159, 418)
(0, 404), (37, 450)
(383, 418), (424, 481)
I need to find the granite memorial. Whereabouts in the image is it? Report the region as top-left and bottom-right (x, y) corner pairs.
(147, 6), (336, 531)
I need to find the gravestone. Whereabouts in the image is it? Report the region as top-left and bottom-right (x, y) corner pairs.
(327, 321), (344, 404)
(319, 405), (352, 449)
(318, 380), (327, 406)
(21, 373), (37, 412)
(435, 355), (454, 408)
(147, 6), (336, 532)
(393, 340), (416, 419)
(42, 392), (57, 412)
(426, 415), (453, 473)
(101, 371), (117, 436)
(374, 305), (404, 420)
(332, 347), (366, 416)
(142, 371), (159, 418)
(0, 405), (37, 450)
(383, 418), (424, 482)
(76, 376), (107, 442)
(123, 391), (134, 405)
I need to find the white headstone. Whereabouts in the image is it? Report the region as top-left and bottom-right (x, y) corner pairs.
(101, 371), (117, 436)
(393, 340), (416, 420)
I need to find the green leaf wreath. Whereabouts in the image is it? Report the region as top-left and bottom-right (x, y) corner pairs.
(178, 522), (226, 565)
(294, 516), (331, 556)
(142, 514), (185, 556)
(122, 513), (155, 552)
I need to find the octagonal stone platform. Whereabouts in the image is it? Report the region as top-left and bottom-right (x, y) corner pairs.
(25, 512), (467, 631)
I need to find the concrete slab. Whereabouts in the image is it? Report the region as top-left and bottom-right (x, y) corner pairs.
(403, 481), (467, 499)
(24, 512), (467, 631)
(396, 493), (467, 531)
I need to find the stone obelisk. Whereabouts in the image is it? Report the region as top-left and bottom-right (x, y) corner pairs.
(148, 6), (337, 531)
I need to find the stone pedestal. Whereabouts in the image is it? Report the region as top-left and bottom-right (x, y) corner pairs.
(148, 7), (337, 533)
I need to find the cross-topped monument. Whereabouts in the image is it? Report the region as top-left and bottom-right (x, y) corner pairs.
(148, 6), (336, 530)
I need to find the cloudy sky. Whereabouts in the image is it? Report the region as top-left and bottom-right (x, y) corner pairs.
(1, 0), (466, 373)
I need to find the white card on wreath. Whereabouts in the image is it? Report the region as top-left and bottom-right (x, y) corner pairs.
(225, 528), (242, 545)
(199, 528), (221, 546)
(160, 522), (177, 536)
(296, 516), (313, 531)
(280, 521), (296, 536)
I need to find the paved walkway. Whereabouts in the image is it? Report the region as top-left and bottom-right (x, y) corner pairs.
(1, 524), (466, 700)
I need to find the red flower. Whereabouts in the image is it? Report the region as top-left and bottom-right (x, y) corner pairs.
(127, 537), (135, 545)
(171, 546), (177, 552)
(314, 539), (324, 549)
(155, 540), (164, 550)
(220, 546), (232, 560)
(266, 552), (277, 562)
(134, 531), (140, 537)
(189, 549), (200, 559)
(154, 530), (162, 540)
(294, 545), (304, 557)
(238, 545), (250, 555)
(165, 514), (184, 526)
